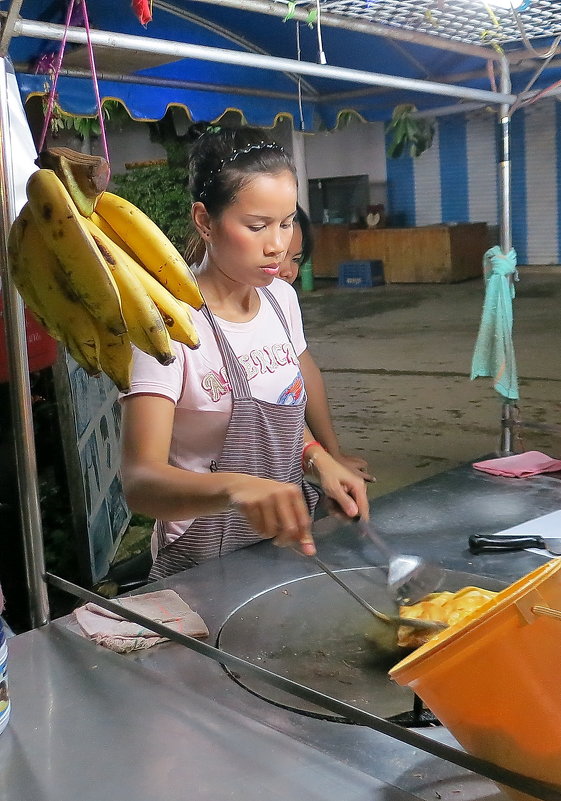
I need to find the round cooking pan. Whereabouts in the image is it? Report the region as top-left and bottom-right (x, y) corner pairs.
(217, 567), (505, 722)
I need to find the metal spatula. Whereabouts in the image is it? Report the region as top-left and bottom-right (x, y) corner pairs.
(311, 555), (446, 633)
(357, 520), (445, 604)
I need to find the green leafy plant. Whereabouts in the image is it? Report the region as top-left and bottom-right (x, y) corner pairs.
(45, 99), (129, 139)
(283, 2), (317, 25)
(386, 103), (435, 159)
(111, 163), (191, 251)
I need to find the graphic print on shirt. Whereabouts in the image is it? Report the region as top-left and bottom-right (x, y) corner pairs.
(201, 341), (301, 402)
(277, 370), (306, 406)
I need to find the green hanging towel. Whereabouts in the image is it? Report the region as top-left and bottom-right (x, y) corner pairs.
(470, 245), (519, 401)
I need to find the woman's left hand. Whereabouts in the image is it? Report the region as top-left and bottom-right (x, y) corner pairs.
(334, 452), (375, 483)
(309, 448), (370, 520)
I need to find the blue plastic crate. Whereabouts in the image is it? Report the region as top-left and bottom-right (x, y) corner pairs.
(338, 260), (384, 289)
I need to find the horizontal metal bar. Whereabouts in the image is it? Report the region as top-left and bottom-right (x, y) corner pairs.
(13, 19), (516, 105)
(177, 0), (498, 61)
(15, 64), (315, 103)
(411, 101), (489, 118)
(317, 56), (561, 104)
(47, 571), (561, 801)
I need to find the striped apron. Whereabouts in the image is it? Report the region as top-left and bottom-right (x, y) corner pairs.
(149, 287), (319, 580)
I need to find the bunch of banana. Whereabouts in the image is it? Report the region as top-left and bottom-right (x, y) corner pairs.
(7, 149), (204, 393)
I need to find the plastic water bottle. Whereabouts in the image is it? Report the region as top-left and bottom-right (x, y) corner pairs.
(0, 619), (10, 734)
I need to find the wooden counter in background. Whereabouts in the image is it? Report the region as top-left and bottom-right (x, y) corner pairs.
(311, 224), (351, 278)
(311, 223), (488, 283)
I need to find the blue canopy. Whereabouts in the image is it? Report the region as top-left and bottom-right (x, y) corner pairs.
(9, 0), (561, 127)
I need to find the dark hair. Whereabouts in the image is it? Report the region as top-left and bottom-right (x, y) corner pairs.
(295, 204), (313, 266)
(187, 123), (297, 218)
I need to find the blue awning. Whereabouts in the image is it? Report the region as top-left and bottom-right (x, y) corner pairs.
(9, 1), (561, 127)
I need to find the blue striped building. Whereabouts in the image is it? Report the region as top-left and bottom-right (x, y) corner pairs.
(386, 99), (560, 265)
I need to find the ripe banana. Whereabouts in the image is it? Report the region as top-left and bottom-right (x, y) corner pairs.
(26, 169), (126, 336)
(7, 204), (101, 375)
(64, 333), (102, 377)
(86, 220), (200, 349)
(94, 324), (132, 393)
(94, 192), (205, 309)
(84, 218), (176, 365)
(124, 263), (200, 350)
(8, 205), (60, 339)
(89, 211), (136, 258)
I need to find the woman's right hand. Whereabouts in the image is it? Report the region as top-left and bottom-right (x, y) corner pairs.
(227, 475), (316, 555)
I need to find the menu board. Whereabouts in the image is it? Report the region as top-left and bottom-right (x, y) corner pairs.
(53, 352), (130, 584)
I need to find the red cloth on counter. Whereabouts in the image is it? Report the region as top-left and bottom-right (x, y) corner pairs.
(473, 450), (561, 478)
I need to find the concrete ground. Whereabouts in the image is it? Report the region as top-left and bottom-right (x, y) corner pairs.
(111, 267), (561, 571)
(299, 267), (561, 501)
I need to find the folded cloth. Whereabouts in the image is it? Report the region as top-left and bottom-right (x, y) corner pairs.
(473, 450), (561, 478)
(470, 246), (519, 401)
(74, 589), (209, 653)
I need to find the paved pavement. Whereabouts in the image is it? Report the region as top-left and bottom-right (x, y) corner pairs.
(299, 268), (561, 500)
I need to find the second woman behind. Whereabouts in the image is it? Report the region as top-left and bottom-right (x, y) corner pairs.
(279, 206), (373, 481)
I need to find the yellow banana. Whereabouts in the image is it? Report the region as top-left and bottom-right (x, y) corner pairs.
(84, 218), (175, 366)
(129, 268), (200, 350)
(88, 211), (136, 258)
(26, 169), (126, 336)
(87, 217), (200, 349)
(94, 192), (205, 309)
(7, 204), (101, 375)
(8, 205), (61, 340)
(94, 324), (132, 393)
(64, 333), (101, 376)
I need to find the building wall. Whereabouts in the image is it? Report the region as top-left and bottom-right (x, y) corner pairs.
(386, 99), (561, 266)
(53, 100), (560, 267)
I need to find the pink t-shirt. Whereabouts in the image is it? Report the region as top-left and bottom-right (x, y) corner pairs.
(124, 279), (307, 547)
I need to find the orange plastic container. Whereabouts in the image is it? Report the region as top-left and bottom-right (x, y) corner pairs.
(390, 559), (561, 801)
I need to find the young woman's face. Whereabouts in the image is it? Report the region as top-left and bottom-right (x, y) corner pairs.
(278, 223), (302, 284)
(205, 169), (297, 287)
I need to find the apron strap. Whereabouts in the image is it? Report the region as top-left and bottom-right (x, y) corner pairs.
(260, 286), (292, 340)
(201, 304), (252, 399)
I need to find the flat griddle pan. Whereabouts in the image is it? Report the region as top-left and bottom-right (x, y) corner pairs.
(217, 567), (506, 721)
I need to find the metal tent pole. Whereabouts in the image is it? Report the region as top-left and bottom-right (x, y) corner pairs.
(0, 58), (49, 627)
(497, 57), (516, 456)
(13, 18), (516, 106)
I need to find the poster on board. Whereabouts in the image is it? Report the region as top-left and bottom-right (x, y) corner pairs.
(53, 353), (130, 585)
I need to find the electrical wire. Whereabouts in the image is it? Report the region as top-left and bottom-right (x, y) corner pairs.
(509, 35), (561, 113)
(315, 0), (327, 65)
(519, 76), (561, 107)
(487, 59), (498, 93)
(512, 4), (561, 59)
(296, 20), (305, 130)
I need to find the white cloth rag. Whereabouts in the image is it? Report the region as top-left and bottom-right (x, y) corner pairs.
(74, 589), (209, 653)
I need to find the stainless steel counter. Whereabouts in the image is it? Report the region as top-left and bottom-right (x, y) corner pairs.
(3, 463), (561, 801)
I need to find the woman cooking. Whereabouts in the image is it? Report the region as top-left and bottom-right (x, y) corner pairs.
(120, 123), (369, 580)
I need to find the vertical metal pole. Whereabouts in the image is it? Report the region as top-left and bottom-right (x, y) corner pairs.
(498, 58), (512, 256)
(498, 57), (514, 455)
(0, 58), (49, 626)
